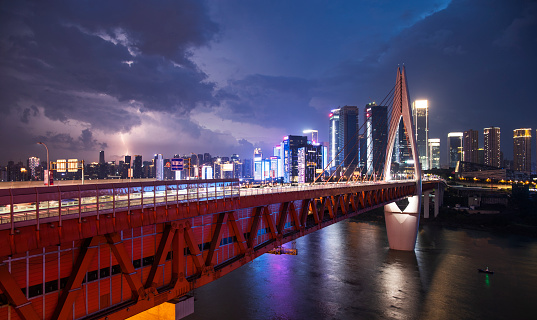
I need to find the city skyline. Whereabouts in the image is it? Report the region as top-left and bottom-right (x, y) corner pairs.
(1, 0), (536, 165)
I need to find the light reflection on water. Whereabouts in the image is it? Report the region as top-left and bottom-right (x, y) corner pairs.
(185, 221), (537, 320)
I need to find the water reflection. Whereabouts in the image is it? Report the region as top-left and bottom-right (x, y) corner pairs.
(186, 221), (537, 320)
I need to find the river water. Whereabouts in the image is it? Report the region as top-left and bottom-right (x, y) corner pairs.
(185, 220), (537, 320)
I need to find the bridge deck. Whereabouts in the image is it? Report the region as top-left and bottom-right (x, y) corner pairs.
(0, 179), (441, 320)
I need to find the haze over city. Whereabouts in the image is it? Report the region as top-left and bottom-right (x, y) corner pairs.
(1, 0), (536, 164)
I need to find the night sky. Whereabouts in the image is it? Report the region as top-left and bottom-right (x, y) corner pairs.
(1, 0), (536, 165)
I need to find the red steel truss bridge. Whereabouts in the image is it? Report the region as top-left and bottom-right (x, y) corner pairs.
(0, 178), (442, 320)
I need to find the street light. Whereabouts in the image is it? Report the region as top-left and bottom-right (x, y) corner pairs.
(37, 142), (49, 186)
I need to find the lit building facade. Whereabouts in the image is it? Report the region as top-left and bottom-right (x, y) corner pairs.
(328, 109), (340, 168)
(28, 157), (40, 180)
(283, 135), (308, 183)
(412, 100), (429, 170)
(364, 103), (387, 176)
(253, 148), (263, 181)
(427, 139), (440, 169)
(447, 132), (463, 168)
(328, 106), (359, 175)
(155, 154), (164, 180)
(463, 129), (479, 164)
(303, 129), (318, 144)
(297, 144), (323, 183)
(513, 128), (531, 173)
(484, 127), (501, 167)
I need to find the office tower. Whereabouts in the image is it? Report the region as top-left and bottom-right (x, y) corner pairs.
(412, 100), (429, 170)
(124, 155), (131, 168)
(513, 128), (532, 173)
(297, 144), (323, 183)
(133, 155), (143, 178)
(201, 165), (213, 179)
(338, 106), (359, 172)
(253, 148), (263, 180)
(303, 129), (319, 144)
(395, 120), (413, 173)
(484, 127), (501, 167)
(242, 158), (253, 179)
(328, 109), (340, 168)
(463, 130), (479, 163)
(202, 153), (211, 165)
(447, 132), (463, 168)
(428, 139), (440, 169)
(28, 157), (40, 180)
(99, 150), (105, 164)
(283, 135), (308, 183)
(365, 103), (387, 176)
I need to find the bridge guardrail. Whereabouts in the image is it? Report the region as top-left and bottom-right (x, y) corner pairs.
(0, 179), (424, 232)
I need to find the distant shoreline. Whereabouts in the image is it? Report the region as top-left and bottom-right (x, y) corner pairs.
(351, 207), (537, 238)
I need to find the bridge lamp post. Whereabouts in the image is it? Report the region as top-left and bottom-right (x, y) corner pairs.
(37, 142), (49, 186)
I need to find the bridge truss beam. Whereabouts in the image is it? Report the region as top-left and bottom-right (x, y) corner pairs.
(0, 182), (432, 320)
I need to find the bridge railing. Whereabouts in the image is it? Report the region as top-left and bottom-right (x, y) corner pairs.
(0, 179), (240, 232)
(0, 178), (420, 232)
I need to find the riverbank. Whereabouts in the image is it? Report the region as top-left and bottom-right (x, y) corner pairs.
(351, 206), (537, 238)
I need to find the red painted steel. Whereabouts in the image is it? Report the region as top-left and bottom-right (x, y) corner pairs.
(0, 179), (443, 320)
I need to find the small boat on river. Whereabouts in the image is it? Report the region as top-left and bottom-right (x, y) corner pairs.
(478, 267), (494, 274)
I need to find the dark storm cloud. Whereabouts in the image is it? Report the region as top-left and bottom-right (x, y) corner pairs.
(220, 74), (322, 131)
(35, 129), (106, 152)
(0, 0), (218, 132)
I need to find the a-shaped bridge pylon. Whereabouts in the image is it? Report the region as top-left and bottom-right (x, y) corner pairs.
(382, 66), (422, 251)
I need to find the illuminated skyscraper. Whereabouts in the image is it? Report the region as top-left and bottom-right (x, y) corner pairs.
(463, 129), (479, 163)
(28, 156), (40, 180)
(364, 103), (387, 175)
(513, 128), (531, 173)
(484, 127), (501, 167)
(447, 132), (463, 168)
(253, 148), (262, 181)
(329, 106), (359, 174)
(328, 109), (340, 168)
(412, 100), (429, 170)
(427, 139), (440, 169)
(155, 154), (163, 180)
(303, 129), (318, 144)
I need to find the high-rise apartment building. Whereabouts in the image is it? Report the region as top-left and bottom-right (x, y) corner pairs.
(447, 132), (463, 168)
(412, 100), (429, 170)
(427, 139), (440, 169)
(99, 150), (105, 164)
(484, 127), (501, 167)
(463, 129), (479, 163)
(513, 128), (531, 173)
(364, 103), (387, 175)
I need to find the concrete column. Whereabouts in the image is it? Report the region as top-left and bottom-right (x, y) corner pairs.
(423, 190), (431, 219)
(434, 185), (444, 217)
(384, 195), (421, 251)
